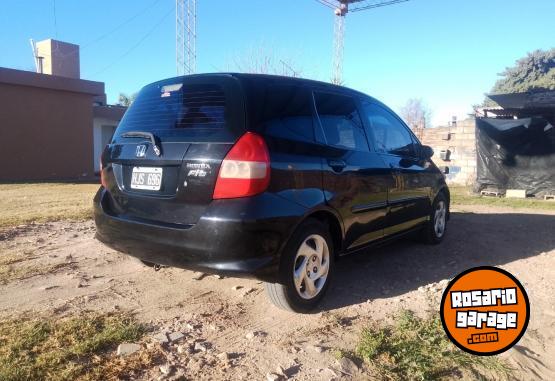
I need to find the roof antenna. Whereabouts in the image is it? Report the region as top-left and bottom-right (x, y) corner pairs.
(29, 39), (44, 74)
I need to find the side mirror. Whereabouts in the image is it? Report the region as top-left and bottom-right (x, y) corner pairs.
(421, 145), (434, 159)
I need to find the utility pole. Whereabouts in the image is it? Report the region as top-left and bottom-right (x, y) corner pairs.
(332, 3), (347, 85)
(316, 0), (410, 84)
(176, 0), (196, 76)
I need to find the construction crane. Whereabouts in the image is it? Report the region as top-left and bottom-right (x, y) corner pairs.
(176, 0), (196, 76)
(316, 0), (410, 84)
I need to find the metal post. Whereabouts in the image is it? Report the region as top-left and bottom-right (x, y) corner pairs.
(332, 3), (347, 85)
(177, 0), (196, 76)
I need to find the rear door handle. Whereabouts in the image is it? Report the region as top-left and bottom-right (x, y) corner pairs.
(328, 159), (347, 172)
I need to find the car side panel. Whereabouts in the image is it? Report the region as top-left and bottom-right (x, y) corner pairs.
(265, 136), (327, 209)
(311, 90), (393, 251)
(320, 147), (393, 250)
(378, 153), (432, 234)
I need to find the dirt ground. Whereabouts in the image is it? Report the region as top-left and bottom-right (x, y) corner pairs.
(1, 204), (554, 380)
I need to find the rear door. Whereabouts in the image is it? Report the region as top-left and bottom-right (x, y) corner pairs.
(100, 75), (245, 226)
(241, 80), (324, 208)
(314, 91), (391, 250)
(360, 101), (431, 235)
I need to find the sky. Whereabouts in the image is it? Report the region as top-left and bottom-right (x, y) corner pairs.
(1, 0), (553, 126)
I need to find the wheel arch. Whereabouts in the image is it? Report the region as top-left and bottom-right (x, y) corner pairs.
(435, 185), (451, 219)
(440, 185), (450, 203)
(303, 209), (344, 258)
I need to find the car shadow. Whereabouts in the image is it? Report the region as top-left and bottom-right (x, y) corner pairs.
(321, 211), (555, 311)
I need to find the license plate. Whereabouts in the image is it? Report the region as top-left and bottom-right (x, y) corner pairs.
(130, 167), (163, 190)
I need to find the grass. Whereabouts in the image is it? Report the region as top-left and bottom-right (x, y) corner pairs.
(350, 310), (511, 381)
(1, 182), (551, 230)
(0, 313), (160, 381)
(0, 260), (75, 285)
(0, 183), (99, 229)
(450, 186), (555, 210)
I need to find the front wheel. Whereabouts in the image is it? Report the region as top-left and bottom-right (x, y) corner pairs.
(265, 219), (334, 313)
(421, 192), (448, 244)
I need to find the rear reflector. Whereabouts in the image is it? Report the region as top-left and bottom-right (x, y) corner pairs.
(213, 132), (270, 199)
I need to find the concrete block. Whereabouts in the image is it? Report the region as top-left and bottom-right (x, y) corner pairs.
(117, 343), (141, 356)
(168, 332), (185, 342)
(506, 189), (527, 198)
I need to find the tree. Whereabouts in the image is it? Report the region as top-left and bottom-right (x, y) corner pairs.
(400, 98), (432, 129)
(227, 44), (303, 77)
(118, 92), (137, 107)
(477, 48), (555, 108)
(490, 48), (555, 94)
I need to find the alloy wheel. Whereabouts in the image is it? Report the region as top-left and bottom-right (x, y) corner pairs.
(293, 234), (330, 300)
(434, 200), (447, 238)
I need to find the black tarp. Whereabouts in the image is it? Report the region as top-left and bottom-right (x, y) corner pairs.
(476, 117), (555, 196)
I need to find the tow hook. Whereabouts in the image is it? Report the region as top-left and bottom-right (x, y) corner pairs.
(153, 264), (162, 271)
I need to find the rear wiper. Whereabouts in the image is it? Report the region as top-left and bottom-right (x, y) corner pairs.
(121, 131), (162, 156)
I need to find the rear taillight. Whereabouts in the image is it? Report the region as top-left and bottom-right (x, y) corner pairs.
(213, 132), (270, 199)
(100, 159), (107, 188)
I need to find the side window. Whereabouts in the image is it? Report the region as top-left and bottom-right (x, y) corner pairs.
(361, 102), (416, 156)
(314, 92), (368, 151)
(248, 84), (315, 142)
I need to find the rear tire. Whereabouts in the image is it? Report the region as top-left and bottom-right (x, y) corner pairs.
(265, 219), (334, 313)
(420, 192), (448, 244)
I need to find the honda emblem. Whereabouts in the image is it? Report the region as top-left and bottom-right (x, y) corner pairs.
(136, 145), (147, 158)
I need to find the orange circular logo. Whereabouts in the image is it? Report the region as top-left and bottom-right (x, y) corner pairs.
(440, 266), (529, 355)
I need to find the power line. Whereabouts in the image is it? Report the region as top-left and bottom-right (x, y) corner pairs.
(316, 0), (337, 9)
(43, 0), (165, 62)
(350, 0), (409, 12)
(88, 6), (174, 78)
(81, 0), (163, 50)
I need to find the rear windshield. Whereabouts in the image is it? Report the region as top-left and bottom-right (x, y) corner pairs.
(113, 78), (244, 142)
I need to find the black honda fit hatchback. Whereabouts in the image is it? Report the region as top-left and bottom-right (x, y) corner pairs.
(95, 73), (449, 312)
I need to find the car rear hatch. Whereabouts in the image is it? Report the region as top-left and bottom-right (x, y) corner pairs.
(100, 74), (245, 226)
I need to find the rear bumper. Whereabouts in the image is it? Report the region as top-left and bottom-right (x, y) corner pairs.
(94, 188), (305, 282)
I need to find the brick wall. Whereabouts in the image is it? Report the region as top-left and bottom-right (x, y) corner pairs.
(414, 118), (477, 185)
